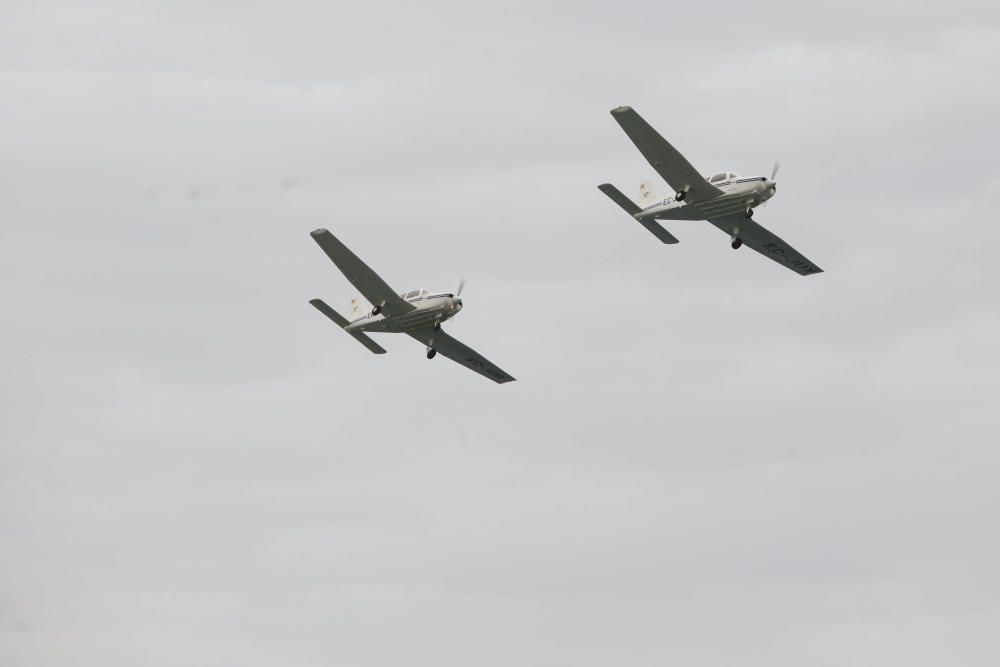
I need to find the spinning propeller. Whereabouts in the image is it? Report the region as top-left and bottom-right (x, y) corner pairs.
(451, 278), (465, 313)
(762, 160), (780, 206)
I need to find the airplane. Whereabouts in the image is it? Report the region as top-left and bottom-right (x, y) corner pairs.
(598, 106), (823, 276)
(307, 228), (516, 384)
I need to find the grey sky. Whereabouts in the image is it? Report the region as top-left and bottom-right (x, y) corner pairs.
(2, 1), (999, 665)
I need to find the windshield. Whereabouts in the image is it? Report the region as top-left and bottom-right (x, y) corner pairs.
(400, 289), (429, 301)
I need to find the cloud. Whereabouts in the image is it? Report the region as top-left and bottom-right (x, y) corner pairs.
(2, 2), (999, 666)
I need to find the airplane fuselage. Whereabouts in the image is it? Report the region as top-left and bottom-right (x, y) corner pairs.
(345, 292), (461, 334)
(639, 175), (776, 222)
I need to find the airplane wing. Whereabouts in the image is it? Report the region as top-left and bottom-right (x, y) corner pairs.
(310, 229), (416, 316)
(706, 214), (824, 276)
(610, 106), (724, 202)
(407, 328), (516, 384)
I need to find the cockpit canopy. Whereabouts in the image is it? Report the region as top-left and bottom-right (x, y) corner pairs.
(400, 288), (430, 301)
(707, 171), (738, 183)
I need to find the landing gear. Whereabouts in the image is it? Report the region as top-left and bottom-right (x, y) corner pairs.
(744, 207), (754, 219)
(371, 305), (382, 316)
(675, 190), (686, 202)
(731, 238), (743, 250)
(432, 321), (441, 332)
(426, 347), (437, 359)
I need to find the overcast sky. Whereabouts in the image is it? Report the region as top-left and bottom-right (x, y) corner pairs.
(3, 2), (1000, 665)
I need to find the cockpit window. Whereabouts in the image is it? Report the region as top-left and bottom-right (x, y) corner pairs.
(400, 289), (430, 300)
(710, 173), (728, 183)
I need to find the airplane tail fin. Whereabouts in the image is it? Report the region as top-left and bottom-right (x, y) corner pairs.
(597, 183), (679, 244)
(348, 296), (365, 320)
(309, 298), (387, 354)
(637, 179), (658, 205)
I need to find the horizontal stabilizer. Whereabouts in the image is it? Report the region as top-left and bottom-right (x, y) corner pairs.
(309, 298), (387, 354)
(598, 182), (641, 215)
(636, 218), (680, 244)
(598, 183), (679, 244)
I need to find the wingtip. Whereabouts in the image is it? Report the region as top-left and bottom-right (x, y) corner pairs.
(310, 228), (330, 238)
(610, 105), (633, 115)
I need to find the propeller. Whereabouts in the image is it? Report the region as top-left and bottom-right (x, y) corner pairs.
(451, 278), (466, 317)
(761, 161), (780, 207)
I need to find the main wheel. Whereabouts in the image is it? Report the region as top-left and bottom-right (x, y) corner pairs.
(372, 305), (382, 316)
(433, 321), (441, 332)
(426, 348), (437, 359)
(676, 191), (686, 202)
(744, 208), (753, 219)
(731, 238), (743, 250)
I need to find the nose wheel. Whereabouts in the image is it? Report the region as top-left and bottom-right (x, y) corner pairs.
(426, 347), (437, 359)
(433, 321), (441, 332)
(371, 305), (382, 316)
(744, 207), (754, 219)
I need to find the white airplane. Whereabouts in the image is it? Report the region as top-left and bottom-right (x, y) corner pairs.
(308, 229), (515, 384)
(599, 106), (823, 276)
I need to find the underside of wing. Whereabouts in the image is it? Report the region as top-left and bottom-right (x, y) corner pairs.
(610, 106), (723, 202)
(407, 328), (516, 384)
(706, 214), (823, 276)
(310, 229), (415, 316)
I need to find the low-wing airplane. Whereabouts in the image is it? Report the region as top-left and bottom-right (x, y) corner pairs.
(598, 106), (823, 276)
(308, 229), (515, 384)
